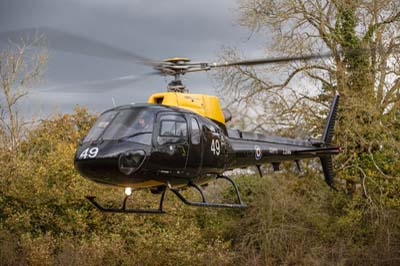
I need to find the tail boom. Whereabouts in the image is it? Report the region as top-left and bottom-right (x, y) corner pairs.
(225, 92), (341, 189)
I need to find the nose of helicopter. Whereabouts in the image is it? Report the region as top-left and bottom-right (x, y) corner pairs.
(74, 144), (147, 185)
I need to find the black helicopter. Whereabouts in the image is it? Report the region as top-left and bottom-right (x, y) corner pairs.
(0, 28), (341, 214)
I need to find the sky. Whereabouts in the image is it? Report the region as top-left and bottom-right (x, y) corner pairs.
(0, 0), (265, 116)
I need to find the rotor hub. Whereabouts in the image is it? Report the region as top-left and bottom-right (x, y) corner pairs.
(156, 58), (201, 93)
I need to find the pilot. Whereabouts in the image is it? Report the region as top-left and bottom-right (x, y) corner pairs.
(134, 114), (152, 131)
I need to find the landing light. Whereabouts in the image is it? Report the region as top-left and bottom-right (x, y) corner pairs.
(124, 187), (132, 196)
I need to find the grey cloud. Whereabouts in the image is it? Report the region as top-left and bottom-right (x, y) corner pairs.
(0, 0), (262, 117)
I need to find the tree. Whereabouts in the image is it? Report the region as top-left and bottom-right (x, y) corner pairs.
(0, 39), (47, 151)
(217, 0), (400, 198)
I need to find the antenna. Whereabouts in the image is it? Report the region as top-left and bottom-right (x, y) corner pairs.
(111, 97), (116, 107)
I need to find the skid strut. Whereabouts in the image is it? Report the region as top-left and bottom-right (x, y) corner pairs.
(85, 189), (166, 214)
(86, 175), (247, 213)
(170, 175), (247, 208)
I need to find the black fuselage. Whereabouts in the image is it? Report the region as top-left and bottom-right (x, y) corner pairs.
(74, 103), (339, 189)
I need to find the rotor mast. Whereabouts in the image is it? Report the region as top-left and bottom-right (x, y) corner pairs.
(168, 72), (186, 93)
(160, 58), (190, 93)
(157, 58), (212, 93)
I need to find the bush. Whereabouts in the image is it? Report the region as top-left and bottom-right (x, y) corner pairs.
(229, 172), (400, 266)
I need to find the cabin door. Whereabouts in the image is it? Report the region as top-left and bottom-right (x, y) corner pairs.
(186, 116), (203, 175)
(151, 113), (189, 172)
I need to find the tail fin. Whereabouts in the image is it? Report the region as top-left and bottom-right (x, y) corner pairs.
(322, 92), (340, 145)
(320, 156), (337, 190)
(321, 92), (340, 189)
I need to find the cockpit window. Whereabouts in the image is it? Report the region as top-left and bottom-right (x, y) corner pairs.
(83, 108), (155, 144)
(83, 111), (117, 143)
(102, 109), (154, 141)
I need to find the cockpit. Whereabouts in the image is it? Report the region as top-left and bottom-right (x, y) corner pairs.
(83, 108), (155, 145)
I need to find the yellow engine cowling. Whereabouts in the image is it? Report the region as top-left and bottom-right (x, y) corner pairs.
(148, 92), (225, 125)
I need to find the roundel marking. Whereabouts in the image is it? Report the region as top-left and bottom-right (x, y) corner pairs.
(255, 145), (262, 160)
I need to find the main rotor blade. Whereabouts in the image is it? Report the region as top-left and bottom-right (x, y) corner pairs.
(0, 27), (157, 66)
(211, 52), (333, 68)
(39, 72), (159, 93)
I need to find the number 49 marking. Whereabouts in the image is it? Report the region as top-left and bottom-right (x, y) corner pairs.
(211, 139), (221, 156)
(79, 147), (99, 159)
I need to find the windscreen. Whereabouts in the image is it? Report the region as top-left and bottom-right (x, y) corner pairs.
(83, 110), (117, 143)
(83, 108), (155, 144)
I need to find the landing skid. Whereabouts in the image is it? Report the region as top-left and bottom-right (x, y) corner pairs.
(85, 175), (247, 213)
(170, 175), (247, 208)
(85, 190), (166, 214)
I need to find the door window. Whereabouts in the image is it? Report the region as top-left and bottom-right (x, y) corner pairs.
(157, 114), (187, 145)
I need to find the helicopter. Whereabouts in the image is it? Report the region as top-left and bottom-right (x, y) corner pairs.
(0, 27), (341, 214)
